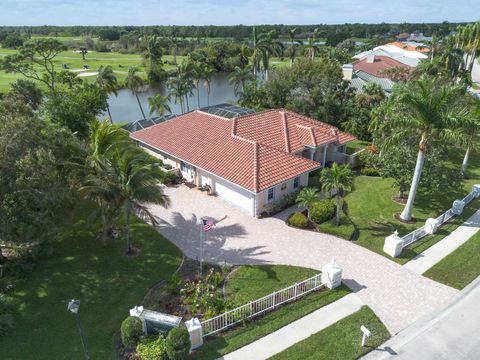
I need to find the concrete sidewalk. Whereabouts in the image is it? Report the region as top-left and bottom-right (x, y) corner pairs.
(362, 275), (480, 360)
(218, 293), (364, 360)
(404, 210), (480, 274)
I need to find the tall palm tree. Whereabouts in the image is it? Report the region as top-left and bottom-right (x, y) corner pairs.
(147, 94), (171, 117)
(260, 31), (284, 81)
(296, 187), (319, 221)
(228, 66), (255, 96)
(286, 28), (303, 66)
(191, 61), (204, 109)
(167, 76), (185, 113)
(202, 64), (215, 106)
(459, 99), (480, 175)
(385, 78), (465, 221)
(239, 43), (251, 68)
(176, 60), (195, 112)
(304, 28), (324, 61)
(96, 65), (118, 124)
(251, 26), (269, 78)
(168, 35), (180, 66)
(144, 34), (163, 68)
(320, 163), (355, 226)
(125, 67), (147, 120)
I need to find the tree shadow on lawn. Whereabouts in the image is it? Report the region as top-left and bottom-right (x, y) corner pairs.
(155, 211), (272, 266)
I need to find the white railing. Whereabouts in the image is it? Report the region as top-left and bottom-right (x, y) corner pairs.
(401, 188), (478, 249)
(200, 273), (324, 337)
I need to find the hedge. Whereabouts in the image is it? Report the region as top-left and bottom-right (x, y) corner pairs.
(287, 212), (308, 228)
(310, 199), (336, 225)
(121, 316), (143, 347)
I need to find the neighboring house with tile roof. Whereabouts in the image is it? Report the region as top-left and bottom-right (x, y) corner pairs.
(131, 109), (355, 216)
(353, 54), (413, 79)
(354, 44), (428, 68)
(342, 64), (395, 94)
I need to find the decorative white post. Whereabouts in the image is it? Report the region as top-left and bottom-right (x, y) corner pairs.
(425, 218), (441, 234)
(322, 258), (343, 289)
(452, 199), (465, 215)
(472, 184), (480, 198)
(185, 317), (203, 350)
(383, 230), (403, 258)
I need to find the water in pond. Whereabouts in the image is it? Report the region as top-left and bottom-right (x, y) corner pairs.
(103, 73), (238, 123)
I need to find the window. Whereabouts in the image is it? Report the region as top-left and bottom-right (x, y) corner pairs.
(281, 183), (287, 191)
(293, 177), (300, 189)
(180, 161), (189, 172)
(267, 188), (275, 202)
(336, 145), (345, 153)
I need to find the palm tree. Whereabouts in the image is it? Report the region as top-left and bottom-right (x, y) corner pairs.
(239, 43), (251, 68)
(459, 99), (480, 175)
(96, 65), (118, 124)
(385, 78), (465, 221)
(144, 34), (163, 68)
(286, 28), (303, 66)
(79, 120), (130, 242)
(320, 163), (355, 226)
(147, 94), (171, 117)
(125, 67), (147, 120)
(202, 64), (215, 106)
(82, 143), (170, 254)
(168, 35), (180, 66)
(260, 31), (284, 80)
(109, 148), (170, 254)
(191, 61), (204, 109)
(251, 26), (269, 78)
(296, 187), (319, 221)
(304, 28), (324, 61)
(167, 76), (185, 113)
(228, 66), (255, 96)
(176, 60), (195, 112)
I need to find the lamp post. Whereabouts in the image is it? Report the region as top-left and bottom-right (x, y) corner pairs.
(67, 299), (90, 360)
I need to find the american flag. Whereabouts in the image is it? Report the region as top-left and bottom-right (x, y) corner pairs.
(202, 218), (215, 232)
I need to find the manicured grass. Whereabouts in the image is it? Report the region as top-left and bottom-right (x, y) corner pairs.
(424, 230), (480, 289)
(0, 200), (182, 360)
(191, 282), (351, 359)
(0, 47), (187, 93)
(270, 306), (390, 360)
(225, 265), (319, 305)
(346, 139), (368, 154)
(342, 175), (480, 264)
(318, 215), (357, 240)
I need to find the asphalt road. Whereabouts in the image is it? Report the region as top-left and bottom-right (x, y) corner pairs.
(363, 276), (480, 360)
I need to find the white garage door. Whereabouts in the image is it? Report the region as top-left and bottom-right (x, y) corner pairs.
(215, 181), (253, 214)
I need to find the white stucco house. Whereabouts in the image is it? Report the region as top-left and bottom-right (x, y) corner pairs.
(131, 107), (355, 217)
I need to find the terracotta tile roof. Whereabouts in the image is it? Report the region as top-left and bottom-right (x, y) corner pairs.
(131, 110), (332, 193)
(389, 41), (429, 53)
(353, 55), (413, 78)
(234, 109), (355, 153)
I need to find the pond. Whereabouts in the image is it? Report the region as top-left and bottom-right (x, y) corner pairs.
(103, 73), (238, 123)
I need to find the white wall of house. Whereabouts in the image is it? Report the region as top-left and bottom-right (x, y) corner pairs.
(256, 173), (309, 215)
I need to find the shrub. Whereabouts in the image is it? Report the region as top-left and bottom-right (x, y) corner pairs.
(263, 189), (302, 216)
(166, 327), (191, 360)
(163, 171), (177, 185)
(360, 167), (380, 176)
(287, 212), (308, 228)
(310, 199), (336, 225)
(0, 294), (13, 337)
(121, 316), (143, 347)
(136, 335), (168, 360)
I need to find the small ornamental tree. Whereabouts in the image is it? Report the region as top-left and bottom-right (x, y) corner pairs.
(166, 327), (191, 360)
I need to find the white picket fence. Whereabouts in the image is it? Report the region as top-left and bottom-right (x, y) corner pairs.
(200, 273), (324, 337)
(401, 188), (478, 249)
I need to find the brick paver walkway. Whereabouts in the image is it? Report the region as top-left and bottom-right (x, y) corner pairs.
(149, 186), (458, 334)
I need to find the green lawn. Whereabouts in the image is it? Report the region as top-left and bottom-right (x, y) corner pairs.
(424, 230), (480, 289)
(191, 266), (350, 359)
(0, 47), (187, 93)
(0, 200), (183, 360)
(225, 265), (319, 305)
(270, 306), (390, 360)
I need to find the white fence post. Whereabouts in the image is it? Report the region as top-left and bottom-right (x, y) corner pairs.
(321, 259), (343, 289)
(383, 230), (403, 257)
(185, 318), (203, 350)
(425, 218), (441, 235)
(452, 199), (465, 215)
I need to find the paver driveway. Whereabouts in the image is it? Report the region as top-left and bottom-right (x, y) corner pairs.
(149, 185), (458, 334)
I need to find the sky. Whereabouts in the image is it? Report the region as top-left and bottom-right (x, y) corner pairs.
(0, 0), (478, 26)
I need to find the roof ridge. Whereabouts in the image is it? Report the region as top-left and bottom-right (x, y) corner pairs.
(196, 109), (232, 121)
(280, 110), (291, 153)
(284, 109), (338, 131)
(253, 142), (259, 192)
